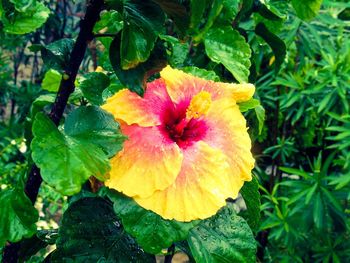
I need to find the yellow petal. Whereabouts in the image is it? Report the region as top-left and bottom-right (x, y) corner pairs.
(101, 89), (159, 126)
(160, 65), (255, 103)
(203, 98), (255, 190)
(134, 141), (233, 222)
(106, 124), (183, 198)
(217, 82), (255, 103)
(101, 79), (174, 127)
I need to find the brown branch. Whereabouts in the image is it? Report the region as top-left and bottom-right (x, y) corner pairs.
(2, 0), (104, 262)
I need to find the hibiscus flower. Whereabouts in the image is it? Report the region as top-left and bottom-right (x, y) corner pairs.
(102, 66), (255, 222)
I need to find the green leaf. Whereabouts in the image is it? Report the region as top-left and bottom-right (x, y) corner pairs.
(326, 200), (347, 232)
(9, 0), (34, 12)
(313, 192), (324, 229)
(188, 203), (256, 263)
(0, 188), (38, 247)
(31, 113), (109, 195)
(181, 66), (220, 81)
(93, 10), (123, 34)
(42, 69), (61, 92)
(159, 34), (189, 67)
(106, 189), (198, 254)
(205, 26), (251, 83)
(338, 8), (350, 21)
(31, 108), (125, 195)
(109, 36), (166, 96)
(102, 80), (125, 100)
(255, 23), (286, 73)
(221, 0), (240, 21)
(189, 0), (209, 32)
(257, 0), (287, 21)
(240, 176), (261, 230)
(51, 197), (155, 263)
(3, 2), (50, 35)
(120, 1), (165, 69)
(279, 167), (311, 179)
(255, 105), (265, 135)
(328, 173), (350, 190)
(41, 39), (75, 70)
(30, 94), (56, 117)
(238, 98), (260, 113)
(18, 233), (51, 262)
(153, 0), (190, 35)
(64, 106), (126, 157)
(192, 0), (224, 42)
(237, 0), (253, 20)
(79, 72), (110, 105)
(291, 0), (323, 21)
(0, 1), (3, 17)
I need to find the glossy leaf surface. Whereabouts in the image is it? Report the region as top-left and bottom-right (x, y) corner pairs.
(51, 197), (155, 262)
(107, 189), (198, 254)
(188, 204), (256, 263)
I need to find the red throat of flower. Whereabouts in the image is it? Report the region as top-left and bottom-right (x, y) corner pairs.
(161, 91), (211, 149)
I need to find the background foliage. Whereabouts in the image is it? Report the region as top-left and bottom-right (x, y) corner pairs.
(0, 0), (349, 262)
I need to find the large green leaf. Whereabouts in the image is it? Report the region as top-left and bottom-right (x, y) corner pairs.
(120, 1), (165, 69)
(42, 69), (61, 92)
(2, 2), (49, 35)
(110, 36), (166, 96)
(51, 197), (155, 263)
(64, 106), (126, 157)
(205, 26), (251, 83)
(79, 72), (110, 105)
(0, 188), (38, 247)
(255, 23), (286, 73)
(31, 113), (109, 195)
(41, 39), (75, 70)
(31, 107), (125, 195)
(106, 189), (198, 254)
(187, 203), (256, 263)
(291, 0), (323, 21)
(240, 176), (261, 230)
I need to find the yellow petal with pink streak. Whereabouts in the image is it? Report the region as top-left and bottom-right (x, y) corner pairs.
(106, 123), (183, 198)
(101, 79), (173, 127)
(134, 141), (233, 222)
(160, 65), (255, 103)
(204, 98), (255, 191)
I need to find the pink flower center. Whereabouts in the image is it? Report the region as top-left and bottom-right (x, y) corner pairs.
(160, 99), (208, 149)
